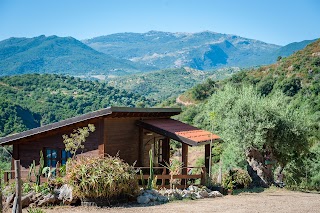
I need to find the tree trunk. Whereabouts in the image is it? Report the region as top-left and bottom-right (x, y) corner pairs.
(246, 148), (274, 187)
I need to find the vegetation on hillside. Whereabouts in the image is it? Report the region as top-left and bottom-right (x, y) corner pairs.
(107, 67), (240, 101)
(179, 39), (320, 190)
(0, 74), (155, 136)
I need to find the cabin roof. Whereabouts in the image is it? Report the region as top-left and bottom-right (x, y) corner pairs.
(137, 119), (220, 146)
(0, 106), (181, 146)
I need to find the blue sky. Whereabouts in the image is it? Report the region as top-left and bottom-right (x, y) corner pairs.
(0, 0), (319, 45)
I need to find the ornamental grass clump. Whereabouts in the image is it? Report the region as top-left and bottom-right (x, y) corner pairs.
(65, 155), (139, 201)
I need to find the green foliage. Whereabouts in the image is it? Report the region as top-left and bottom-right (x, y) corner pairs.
(161, 159), (183, 189)
(147, 149), (155, 190)
(65, 156), (139, 200)
(107, 68), (216, 101)
(190, 78), (217, 101)
(279, 77), (302, 96)
(222, 168), (252, 190)
(27, 207), (45, 213)
(35, 151), (45, 186)
(0, 74), (155, 129)
(63, 124), (95, 156)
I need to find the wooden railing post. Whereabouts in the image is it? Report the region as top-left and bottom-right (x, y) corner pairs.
(3, 172), (8, 184)
(201, 167), (207, 186)
(161, 167), (166, 187)
(12, 160), (22, 213)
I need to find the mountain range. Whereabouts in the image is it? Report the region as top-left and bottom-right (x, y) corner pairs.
(0, 31), (317, 77)
(84, 31), (316, 70)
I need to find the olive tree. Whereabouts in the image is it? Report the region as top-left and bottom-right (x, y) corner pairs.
(194, 84), (309, 186)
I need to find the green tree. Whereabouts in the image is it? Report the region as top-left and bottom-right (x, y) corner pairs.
(193, 84), (309, 186)
(62, 124), (96, 156)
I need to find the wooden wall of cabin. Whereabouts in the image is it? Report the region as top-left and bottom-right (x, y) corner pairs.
(104, 117), (140, 165)
(103, 117), (169, 167)
(13, 119), (104, 170)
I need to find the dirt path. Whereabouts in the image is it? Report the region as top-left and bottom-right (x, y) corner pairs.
(37, 189), (320, 213)
(176, 95), (194, 106)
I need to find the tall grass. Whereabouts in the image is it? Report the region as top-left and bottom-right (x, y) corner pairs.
(65, 155), (139, 200)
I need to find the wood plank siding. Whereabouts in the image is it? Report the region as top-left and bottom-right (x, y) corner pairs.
(14, 119), (103, 169)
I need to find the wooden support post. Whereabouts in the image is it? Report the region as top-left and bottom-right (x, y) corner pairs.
(205, 144), (210, 174)
(12, 160), (22, 213)
(181, 143), (188, 186)
(162, 138), (170, 164)
(138, 127), (144, 167)
(201, 166), (207, 185)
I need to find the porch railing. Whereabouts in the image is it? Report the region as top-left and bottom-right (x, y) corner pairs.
(3, 166), (207, 189)
(135, 166), (207, 189)
(3, 170), (48, 184)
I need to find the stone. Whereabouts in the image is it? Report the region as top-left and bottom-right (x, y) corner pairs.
(146, 193), (157, 202)
(137, 195), (150, 204)
(5, 193), (15, 208)
(195, 192), (203, 199)
(157, 195), (169, 203)
(57, 184), (75, 204)
(21, 191), (35, 208)
(209, 191), (223, 198)
(37, 193), (57, 207)
(199, 190), (209, 198)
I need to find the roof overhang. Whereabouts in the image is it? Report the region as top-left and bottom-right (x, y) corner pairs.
(0, 107), (182, 146)
(137, 119), (221, 146)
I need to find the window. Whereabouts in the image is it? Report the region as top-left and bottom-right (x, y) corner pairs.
(61, 150), (73, 165)
(45, 148), (58, 167)
(45, 148), (72, 167)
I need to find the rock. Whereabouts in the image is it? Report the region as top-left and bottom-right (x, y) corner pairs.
(209, 191), (223, 198)
(57, 184), (75, 204)
(157, 195), (169, 203)
(37, 193), (57, 207)
(146, 193), (157, 202)
(182, 193), (191, 199)
(21, 191), (35, 208)
(199, 190), (209, 198)
(5, 193), (15, 208)
(32, 193), (43, 201)
(137, 195), (150, 204)
(195, 192), (203, 199)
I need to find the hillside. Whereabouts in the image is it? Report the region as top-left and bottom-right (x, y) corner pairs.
(180, 39), (320, 107)
(177, 39), (320, 190)
(106, 67), (240, 101)
(272, 39), (317, 60)
(84, 31), (281, 70)
(0, 35), (155, 76)
(0, 74), (155, 137)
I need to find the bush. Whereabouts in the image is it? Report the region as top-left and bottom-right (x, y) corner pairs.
(65, 155), (139, 200)
(222, 168), (252, 190)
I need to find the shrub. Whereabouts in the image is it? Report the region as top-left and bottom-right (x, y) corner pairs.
(65, 155), (139, 201)
(222, 168), (252, 190)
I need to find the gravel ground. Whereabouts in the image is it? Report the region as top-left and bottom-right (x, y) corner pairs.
(22, 189), (320, 213)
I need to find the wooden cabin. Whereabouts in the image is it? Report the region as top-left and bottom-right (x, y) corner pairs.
(0, 107), (221, 187)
